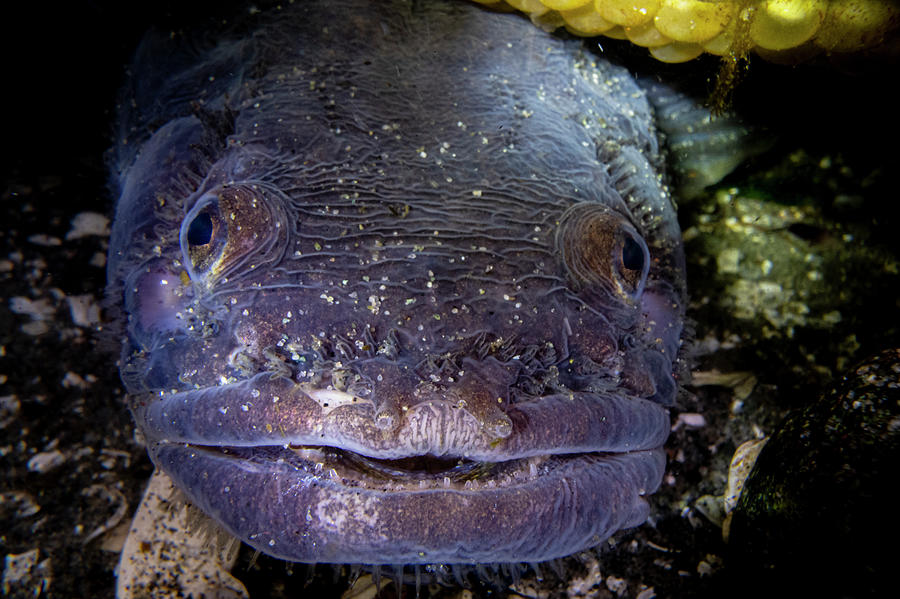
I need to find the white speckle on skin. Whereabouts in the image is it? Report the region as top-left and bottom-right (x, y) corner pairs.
(315, 493), (383, 536)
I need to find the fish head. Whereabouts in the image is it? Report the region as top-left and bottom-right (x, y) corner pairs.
(108, 0), (685, 566)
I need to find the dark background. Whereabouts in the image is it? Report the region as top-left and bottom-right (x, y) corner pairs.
(2, 2), (898, 597)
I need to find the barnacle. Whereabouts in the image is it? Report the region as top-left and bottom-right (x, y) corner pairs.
(473, 0), (899, 62)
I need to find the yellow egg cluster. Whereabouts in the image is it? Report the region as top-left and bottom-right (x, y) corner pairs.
(472, 0), (899, 62)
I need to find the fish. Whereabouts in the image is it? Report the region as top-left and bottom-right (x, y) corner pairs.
(107, 0), (688, 571)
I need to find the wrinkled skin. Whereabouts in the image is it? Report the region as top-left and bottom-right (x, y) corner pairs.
(108, 0), (685, 567)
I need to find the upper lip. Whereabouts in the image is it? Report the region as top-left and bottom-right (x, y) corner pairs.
(133, 371), (670, 463)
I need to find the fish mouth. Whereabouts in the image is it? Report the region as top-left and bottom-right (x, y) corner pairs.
(181, 443), (560, 493)
(302, 446), (496, 485)
(136, 373), (670, 564)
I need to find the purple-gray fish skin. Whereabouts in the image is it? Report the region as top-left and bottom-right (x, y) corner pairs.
(107, 0), (685, 566)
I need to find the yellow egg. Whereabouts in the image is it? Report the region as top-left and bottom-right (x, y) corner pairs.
(540, 0), (592, 9)
(650, 40), (706, 61)
(654, 0), (737, 43)
(595, 0), (663, 27)
(485, 0), (900, 62)
(603, 25), (630, 40)
(560, 3), (617, 34)
(625, 22), (672, 47)
(505, 0), (552, 14)
(814, 0), (900, 52)
(702, 29), (738, 56)
(750, 0), (827, 50)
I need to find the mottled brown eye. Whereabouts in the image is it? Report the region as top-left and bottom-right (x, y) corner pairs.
(556, 202), (650, 300)
(181, 196), (227, 277)
(180, 183), (290, 288)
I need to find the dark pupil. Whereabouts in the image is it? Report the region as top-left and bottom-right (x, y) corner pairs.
(622, 235), (644, 271)
(187, 213), (214, 246)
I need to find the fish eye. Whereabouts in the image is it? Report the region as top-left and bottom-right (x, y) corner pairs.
(179, 184), (290, 288)
(556, 203), (650, 300)
(614, 230), (649, 296)
(187, 212), (214, 246)
(180, 195), (227, 280)
(621, 234), (644, 272)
